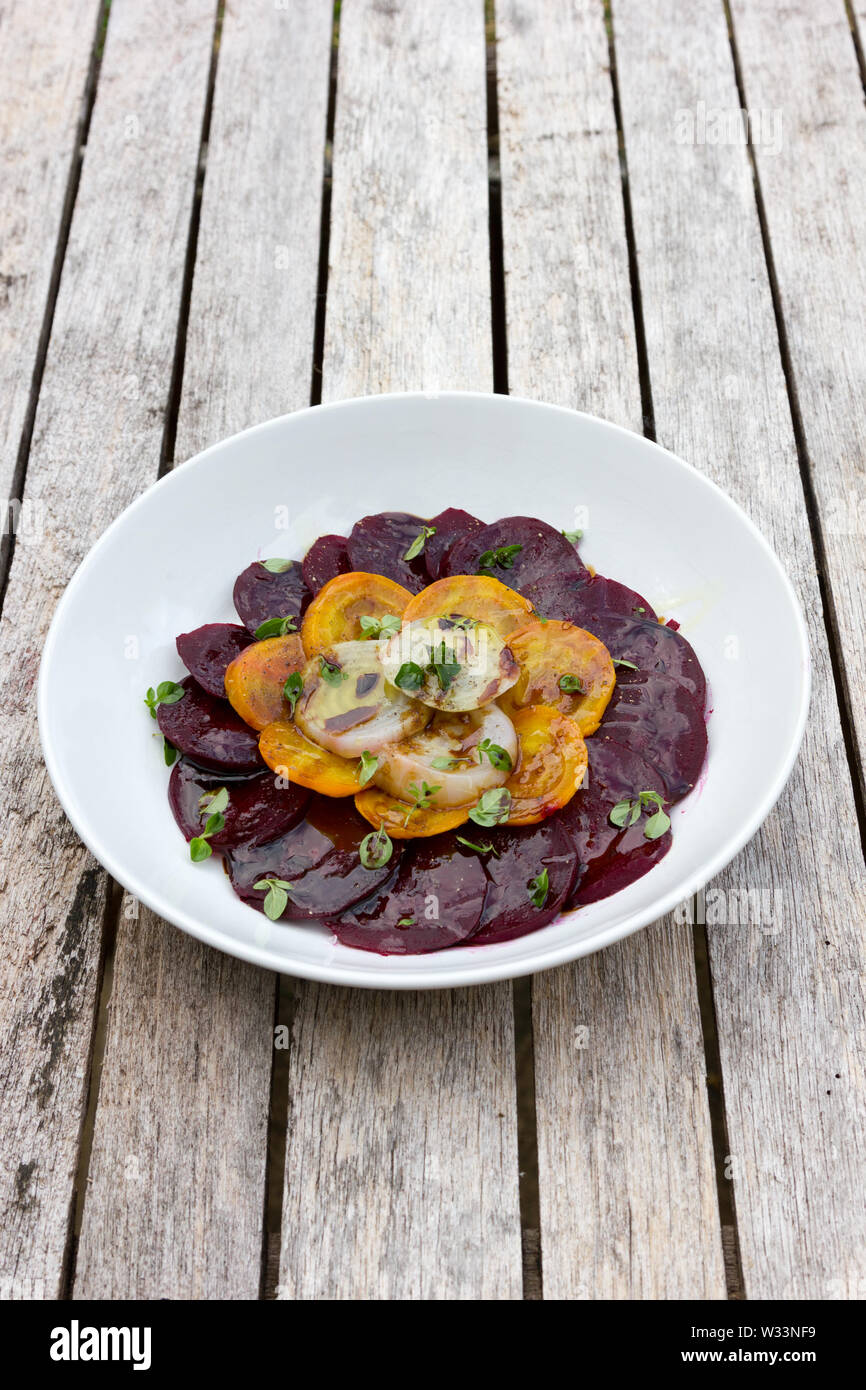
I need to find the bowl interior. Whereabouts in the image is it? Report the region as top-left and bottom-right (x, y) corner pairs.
(38, 393), (809, 986)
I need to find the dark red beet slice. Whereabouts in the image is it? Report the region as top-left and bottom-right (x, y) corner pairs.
(572, 830), (671, 905)
(329, 832), (488, 954)
(521, 571), (657, 626)
(581, 613), (706, 707)
(598, 670), (708, 803)
(424, 507), (485, 582)
(176, 623), (254, 697)
(346, 512), (430, 592)
(168, 760), (309, 850)
(464, 820), (576, 945)
(156, 676), (263, 773)
(232, 560), (311, 634)
(559, 739), (671, 908)
(302, 534), (350, 594)
(443, 515), (589, 589)
(227, 795), (400, 919)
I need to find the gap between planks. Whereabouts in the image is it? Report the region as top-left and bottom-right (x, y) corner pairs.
(722, 0), (866, 865)
(486, 0), (543, 1298)
(609, 0), (744, 1295)
(261, 0), (342, 1300)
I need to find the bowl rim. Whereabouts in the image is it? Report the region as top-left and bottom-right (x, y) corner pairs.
(37, 390), (811, 988)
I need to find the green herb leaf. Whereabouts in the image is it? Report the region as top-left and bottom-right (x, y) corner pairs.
(643, 809), (671, 840)
(468, 787), (512, 827)
(456, 835), (500, 857)
(403, 780), (441, 825)
(144, 680), (185, 719)
(431, 754), (463, 771)
(558, 673), (585, 693)
(359, 823), (393, 870)
(198, 786), (229, 819)
(476, 738), (512, 772)
(528, 867), (550, 909)
(253, 877), (294, 920)
(609, 791), (670, 840)
(260, 558), (294, 573)
(359, 612), (402, 639)
(358, 750), (379, 786)
(477, 543), (523, 573)
(562, 528), (583, 543)
(188, 792), (228, 861)
(163, 738), (179, 766)
(283, 671), (303, 716)
(403, 525), (436, 561)
(634, 606), (646, 615)
(254, 614), (298, 640)
(426, 641), (460, 692)
(394, 661), (426, 692)
(397, 917), (416, 927)
(613, 658), (638, 670)
(319, 656), (347, 686)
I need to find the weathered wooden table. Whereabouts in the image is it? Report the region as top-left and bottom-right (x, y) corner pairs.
(2, 0), (864, 1301)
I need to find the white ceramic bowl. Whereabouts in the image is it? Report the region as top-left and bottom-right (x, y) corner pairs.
(38, 393), (809, 987)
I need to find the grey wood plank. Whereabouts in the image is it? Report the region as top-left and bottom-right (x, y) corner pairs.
(279, 0), (523, 1301)
(0, 0), (216, 1300)
(73, 0), (334, 1299)
(0, 0), (101, 530)
(613, 0), (866, 1298)
(495, 0), (726, 1299)
(733, 0), (866, 787)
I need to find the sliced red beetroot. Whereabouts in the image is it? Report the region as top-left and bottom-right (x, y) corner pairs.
(598, 670), (708, 803)
(443, 515), (589, 590)
(346, 512), (430, 592)
(559, 739), (671, 908)
(580, 613), (706, 707)
(176, 623), (254, 697)
(464, 820), (576, 945)
(168, 760), (309, 850)
(302, 534), (350, 594)
(521, 571), (657, 626)
(232, 560), (311, 634)
(328, 832), (488, 954)
(424, 508), (486, 582)
(227, 795), (400, 919)
(156, 676), (263, 773)
(572, 830), (671, 905)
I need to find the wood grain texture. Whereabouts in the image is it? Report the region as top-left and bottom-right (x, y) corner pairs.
(731, 0), (866, 792)
(175, 0), (335, 455)
(73, 0), (334, 1299)
(279, 0), (522, 1301)
(0, 0), (101, 522)
(613, 0), (866, 1298)
(321, 0), (493, 397)
(0, 0), (215, 1299)
(496, 0), (641, 427)
(495, 0), (726, 1299)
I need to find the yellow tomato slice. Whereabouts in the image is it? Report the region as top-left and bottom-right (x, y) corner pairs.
(497, 619), (615, 735)
(301, 571), (413, 656)
(504, 704), (588, 825)
(354, 785), (471, 839)
(225, 633), (306, 731)
(259, 718), (362, 797)
(401, 574), (534, 639)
